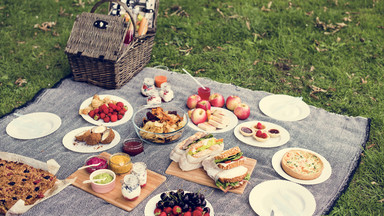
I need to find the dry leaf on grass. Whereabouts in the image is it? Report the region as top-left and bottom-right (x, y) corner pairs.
(0, 6), (5, 10)
(378, 199), (384, 203)
(217, 8), (225, 18)
(195, 69), (205, 74)
(34, 21), (56, 31)
(15, 78), (27, 87)
(261, 6), (271, 12)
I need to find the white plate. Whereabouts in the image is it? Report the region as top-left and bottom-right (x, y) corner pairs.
(79, 95), (133, 127)
(144, 190), (214, 216)
(272, 147), (332, 185)
(187, 108), (238, 133)
(259, 94), (310, 121)
(249, 180), (316, 216)
(6, 112), (61, 139)
(234, 120), (290, 148)
(62, 126), (121, 153)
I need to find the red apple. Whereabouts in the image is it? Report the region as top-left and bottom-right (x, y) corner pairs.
(234, 103), (250, 120)
(209, 93), (225, 107)
(196, 100), (211, 111)
(186, 94), (202, 109)
(226, 95), (241, 111)
(190, 108), (207, 125)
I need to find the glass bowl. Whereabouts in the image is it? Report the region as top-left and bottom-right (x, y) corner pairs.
(84, 155), (108, 174)
(122, 138), (144, 156)
(108, 153), (132, 174)
(132, 105), (188, 144)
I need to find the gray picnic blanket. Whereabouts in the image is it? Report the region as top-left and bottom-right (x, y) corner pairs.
(0, 67), (370, 216)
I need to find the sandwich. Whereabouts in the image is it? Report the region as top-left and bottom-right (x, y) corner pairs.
(170, 132), (224, 171)
(202, 146), (250, 193)
(214, 146), (245, 170)
(170, 131), (210, 162)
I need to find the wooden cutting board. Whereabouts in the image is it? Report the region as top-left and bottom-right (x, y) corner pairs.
(165, 157), (257, 194)
(66, 152), (166, 212)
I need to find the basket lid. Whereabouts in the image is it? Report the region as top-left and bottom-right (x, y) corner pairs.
(65, 12), (127, 61)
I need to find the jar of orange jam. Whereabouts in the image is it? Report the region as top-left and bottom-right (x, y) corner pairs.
(108, 153), (132, 174)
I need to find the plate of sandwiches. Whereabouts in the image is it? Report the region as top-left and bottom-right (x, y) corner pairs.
(234, 120), (290, 148)
(272, 147), (332, 185)
(188, 108), (238, 133)
(167, 132), (257, 194)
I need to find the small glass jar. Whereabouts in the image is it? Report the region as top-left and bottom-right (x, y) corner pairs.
(121, 174), (141, 201)
(132, 162), (147, 187)
(122, 138), (144, 156)
(198, 86), (211, 100)
(84, 155), (108, 174)
(108, 153), (132, 174)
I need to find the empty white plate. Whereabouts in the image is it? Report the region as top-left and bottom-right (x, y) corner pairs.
(259, 94), (310, 121)
(6, 112), (61, 139)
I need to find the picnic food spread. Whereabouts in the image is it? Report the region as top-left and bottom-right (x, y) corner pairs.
(0, 158), (57, 214)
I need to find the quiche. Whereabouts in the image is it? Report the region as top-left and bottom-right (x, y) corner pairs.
(281, 149), (324, 180)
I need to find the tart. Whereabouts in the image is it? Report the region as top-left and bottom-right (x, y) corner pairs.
(239, 126), (254, 137)
(267, 129), (280, 138)
(253, 122), (266, 130)
(281, 149), (324, 180)
(253, 130), (270, 142)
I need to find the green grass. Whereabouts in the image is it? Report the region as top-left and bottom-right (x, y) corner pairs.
(1, 0), (384, 215)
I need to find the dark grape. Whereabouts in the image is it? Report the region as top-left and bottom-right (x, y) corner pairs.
(182, 203), (189, 212)
(156, 201), (164, 209)
(195, 198), (201, 206)
(199, 193), (205, 201)
(183, 194), (190, 203)
(160, 193), (168, 201)
(169, 200), (175, 207)
(177, 188), (184, 196)
(201, 199), (207, 207)
(204, 207), (211, 213)
(170, 191), (176, 197)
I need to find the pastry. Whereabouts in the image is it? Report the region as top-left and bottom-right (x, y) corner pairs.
(281, 149), (324, 180)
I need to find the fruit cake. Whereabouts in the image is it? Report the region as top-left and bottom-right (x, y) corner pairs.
(281, 149), (324, 180)
(0, 158), (57, 214)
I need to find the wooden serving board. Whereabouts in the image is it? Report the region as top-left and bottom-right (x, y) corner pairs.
(66, 152), (166, 212)
(165, 157), (257, 194)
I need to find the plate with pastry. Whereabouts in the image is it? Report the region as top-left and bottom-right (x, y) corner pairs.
(62, 126), (120, 153)
(259, 94), (310, 121)
(79, 94), (133, 127)
(249, 180), (316, 216)
(272, 147), (332, 185)
(188, 108), (238, 133)
(234, 120), (290, 148)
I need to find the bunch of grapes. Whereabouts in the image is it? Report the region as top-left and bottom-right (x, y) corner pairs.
(154, 189), (211, 216)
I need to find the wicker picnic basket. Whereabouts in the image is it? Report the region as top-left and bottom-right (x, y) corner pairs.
(65, 0), (159, 89)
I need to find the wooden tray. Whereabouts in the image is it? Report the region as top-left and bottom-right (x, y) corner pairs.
(66, 152), (166, 212)
(165, 157), (257, 194)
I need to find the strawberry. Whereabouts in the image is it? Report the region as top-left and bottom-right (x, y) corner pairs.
(102, 108), (109, 114)
(113, 111), (118, 115)
(108, 103), (116, 110)
(115, 106), (121, 112)
(203, 213), (210, 216)
(109, 108), (114, 113)
(194, 207), (203, 212)
(118, 114), (123, 120)
(256, 130), (262, 137)
(183, 212), (192, 216)
(261, 133), (268, 139)
(256, 122), (263, 129)
(100, 113), (106, 119)
(119, 110), (126, 115)
(192, 210), (202, 216)
(116, 101), (124, 108)
(94, 108), (100, 114)
(103, 116), (110, 123)
(173, 206), (182, 215)
(154, 208), (162, 216)
(164, 207), (172, 214)
(100, 104), (108, 110)
(107, 113), (112, 117)
(94, 115), (100, 121)
(110, 115), (118, 122)
(159, 212), (167, 216)
(123, 106), (128, 112)
(88, 110), (95, 118)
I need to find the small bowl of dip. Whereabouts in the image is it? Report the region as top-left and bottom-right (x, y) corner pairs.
(122, 138), (144, 156)
(108, 153), (132, 174)
(84, 155), (108, 174)
(89, 169), (116, 193)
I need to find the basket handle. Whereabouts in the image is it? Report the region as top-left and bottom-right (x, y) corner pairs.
(90, 0), (136, 38)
